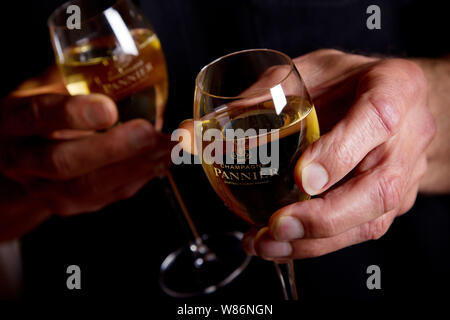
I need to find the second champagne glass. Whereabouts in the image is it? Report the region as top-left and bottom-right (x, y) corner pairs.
(194, 49), (320, 300)
(48, 0), (250, 298)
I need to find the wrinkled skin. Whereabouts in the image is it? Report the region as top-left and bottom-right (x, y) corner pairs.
(0, 71), (172, 241)
(241, 49), (436, 260)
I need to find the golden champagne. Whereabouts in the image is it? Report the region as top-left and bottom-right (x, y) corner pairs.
(197, 97), (319, 226)
(57, 28), (168, 128)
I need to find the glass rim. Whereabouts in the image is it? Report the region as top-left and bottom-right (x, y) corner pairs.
(195, 48), (295, 100)
(47, 0), (127, 29)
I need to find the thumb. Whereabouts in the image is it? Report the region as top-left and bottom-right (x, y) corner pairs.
(294, 90), (403, 196)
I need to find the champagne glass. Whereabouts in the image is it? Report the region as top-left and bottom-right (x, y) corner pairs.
(48, 0), (250, 297)
(194, 49), (320, 300)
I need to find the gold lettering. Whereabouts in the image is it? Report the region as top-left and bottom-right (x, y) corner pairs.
(101, 62), (152, 95)
(229, 172), (239, 180)
(241, 173), (251, 180)
(221, 171), (230, 180)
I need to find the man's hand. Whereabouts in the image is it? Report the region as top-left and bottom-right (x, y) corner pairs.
(0, 89), (171, 241)
(242, 49), (436, 260)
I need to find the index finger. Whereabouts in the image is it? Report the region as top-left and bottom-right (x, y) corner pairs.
(269, 163), (403, 241)
(0, 94), (118, 136)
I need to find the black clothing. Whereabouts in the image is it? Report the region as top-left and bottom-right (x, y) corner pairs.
(0, 0), (448, 303)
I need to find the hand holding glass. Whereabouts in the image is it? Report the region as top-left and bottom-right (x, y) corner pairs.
(194, 49), (320, 300)
(48, 0), (250, 298)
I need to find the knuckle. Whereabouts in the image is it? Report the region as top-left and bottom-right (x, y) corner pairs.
(61, 99), (78, 127)
(376, 170), (403, 213)
(303, 199), (338, 237)
(362, 216), (390, 240)
(367, 93), (401, 137)
(402, 202), (414, 215)
(313, 48), (344, 57)
(45, 147), (73, 178)
(378, 59), (427, 94)
(115, 186), (139, 201)
(417, 157), (428, 179)
(396, 59), (427, 90)
(401, 194), (417, 215)
(49, 197), (76, 216)
(316, 212), (338, 237)
(329, 139), (355, 169)
(411, 66), (427, 94)
(422, 113), (436, 145)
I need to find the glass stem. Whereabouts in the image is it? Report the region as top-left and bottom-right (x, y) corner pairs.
(164, 171), (203, 246)
(274, 259), (298, 300)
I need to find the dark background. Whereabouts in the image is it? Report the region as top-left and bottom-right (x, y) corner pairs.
(0, 0), (449, 308)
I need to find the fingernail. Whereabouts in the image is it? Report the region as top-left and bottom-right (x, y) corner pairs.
(255, 228), (292, 258)
(130, 121), (155, 150)
(302, 162), (328, 195)
(260, 240), (292, 258)
(85, 95), (116, 127)
(273, 216), (304, 241)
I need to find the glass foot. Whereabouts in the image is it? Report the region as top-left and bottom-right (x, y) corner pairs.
(159, 231), (251, 298)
